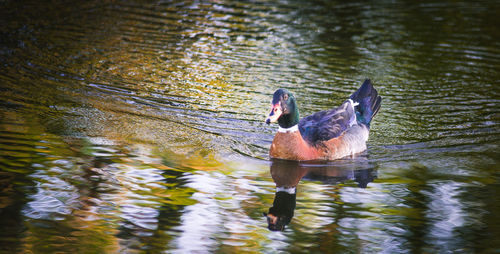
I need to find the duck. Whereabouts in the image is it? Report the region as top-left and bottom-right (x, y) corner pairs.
(265, 79), (381, 161)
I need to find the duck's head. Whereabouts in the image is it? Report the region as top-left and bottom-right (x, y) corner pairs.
(265, 89), (299, 128)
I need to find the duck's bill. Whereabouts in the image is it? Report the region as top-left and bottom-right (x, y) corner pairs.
(266, 103), (282, 124)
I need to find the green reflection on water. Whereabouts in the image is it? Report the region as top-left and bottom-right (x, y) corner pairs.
(0, 107), (203, 253)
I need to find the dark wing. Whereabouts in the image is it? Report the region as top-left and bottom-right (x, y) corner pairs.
(299, 100), (356, 145)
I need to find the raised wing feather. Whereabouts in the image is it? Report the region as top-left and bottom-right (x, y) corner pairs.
(299, 100), (356, 145)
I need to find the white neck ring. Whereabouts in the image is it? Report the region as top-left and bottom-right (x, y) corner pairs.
(278, 124), (299, 133)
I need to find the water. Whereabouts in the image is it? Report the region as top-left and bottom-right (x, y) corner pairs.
(0, 0), (499, 253)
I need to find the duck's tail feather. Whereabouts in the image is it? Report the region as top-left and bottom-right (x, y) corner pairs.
(350, 79), (381, 127)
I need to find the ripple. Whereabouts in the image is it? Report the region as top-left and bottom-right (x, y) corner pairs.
(1, 0), (500, 253)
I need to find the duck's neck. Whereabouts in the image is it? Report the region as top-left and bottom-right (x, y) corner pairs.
(278, 100), (299, 129)
(278, 125), (298, 133)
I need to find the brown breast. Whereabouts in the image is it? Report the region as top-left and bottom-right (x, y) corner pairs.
(269, 124), (370, 161)
(269, 131), (321, 161)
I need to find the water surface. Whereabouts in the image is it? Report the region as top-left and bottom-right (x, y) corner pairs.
(0, 0), (499, 253)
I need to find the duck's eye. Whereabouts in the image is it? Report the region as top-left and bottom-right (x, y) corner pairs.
(283, 94), (289, 101)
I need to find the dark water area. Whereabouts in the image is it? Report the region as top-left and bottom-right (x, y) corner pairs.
(0, 0), (499, 253)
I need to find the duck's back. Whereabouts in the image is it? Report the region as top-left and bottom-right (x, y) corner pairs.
(299, 100), (358, 146)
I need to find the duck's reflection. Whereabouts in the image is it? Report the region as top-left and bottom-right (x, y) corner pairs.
(264, 158), (376, 231)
